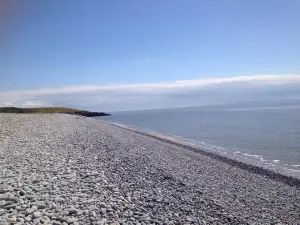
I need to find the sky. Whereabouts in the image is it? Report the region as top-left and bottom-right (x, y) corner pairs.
(1, 0), (300, 111)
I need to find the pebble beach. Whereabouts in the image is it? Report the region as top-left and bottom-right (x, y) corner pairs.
(0, 114), (299, 225)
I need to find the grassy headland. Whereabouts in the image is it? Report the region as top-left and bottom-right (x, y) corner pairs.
(0, 107), (110, 117)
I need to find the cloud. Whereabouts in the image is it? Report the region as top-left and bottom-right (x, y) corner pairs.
(1, 101), (14, 107)
(1, 74), (300, 111)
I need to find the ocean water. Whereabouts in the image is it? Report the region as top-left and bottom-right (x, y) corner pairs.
(98, 101), (300, 172)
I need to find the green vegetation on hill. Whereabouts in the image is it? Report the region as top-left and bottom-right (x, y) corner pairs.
(0, 107), (83, 113)
(0, 107), (110, 117)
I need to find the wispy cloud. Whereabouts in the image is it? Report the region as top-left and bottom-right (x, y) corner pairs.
(1, 74), (300, 111)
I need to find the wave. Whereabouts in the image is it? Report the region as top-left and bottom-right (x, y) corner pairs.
(224, 105), (300, 111)
(100, 120), (300, 179)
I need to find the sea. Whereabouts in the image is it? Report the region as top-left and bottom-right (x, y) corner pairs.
(97, 100), (300, 175)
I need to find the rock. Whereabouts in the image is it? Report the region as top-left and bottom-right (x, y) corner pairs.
(0, 189), (7, 194)
(32, 205), (38, 211)
(67, 208), (77, 215)
(62, 210), (69, 216)
(100, 208), (106, 214)
(0, 208), (5, 216)
(24, 217), (32, 222)
(66, 217), (76, 223)
(32, 211), (42, 219)
(76, 210), (83, 216)
(44, 211), (54, 218)
(40, 216), (51, 224)
(19, 190), (26, 196)
(17, 217), (24, 223)
(66, 111), (110, 117)
(18, 213), (25, 218)
(42, 182), (49, 186)
(37, 201), (46, 209)
(4, 203), (17, 209)
(99, 202), (106, 208)
(91, 211), (97, 217)
(7, 216), (17, 223)
(186, 217), (194, 222)
(26, 208), (33, 215)
(51, 202), (58, 209)
(7, 186), (14, 192)
(26, 195), (35, 200)
(52, 221), (61, 225)
(0, 200), (5, 208)
(107, 212), (114, 217)
(0, 193), (9, 201)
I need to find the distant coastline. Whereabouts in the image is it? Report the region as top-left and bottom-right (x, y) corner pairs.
(0, 107), (110, 117)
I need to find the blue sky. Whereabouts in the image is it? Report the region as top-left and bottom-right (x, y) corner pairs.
(1, 0), (300, 110)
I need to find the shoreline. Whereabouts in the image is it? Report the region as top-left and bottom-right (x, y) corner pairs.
(97, 119), (300, 186)
(0, 107), (110, 117)
(1, 114), (300, 224)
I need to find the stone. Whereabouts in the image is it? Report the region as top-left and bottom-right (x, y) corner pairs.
(26, 195), (35, 200)
(7, 216), (17, 223)
(40, 216), (51, 224)
(62, 210), (69, 216)
(32, 205), (38, 211)
(26, 208), (33, 215)
(0, 193), (9, 201)
(0, 200), (5, 208)
(101, 208), (106, 214)
(33, 211), (42, 219)
(67, 217), (76, 223)
(44, 211), (54, 218)
(7, 186), (14, 192)
(37, 201), (46, 209)
(4, 203), (17, 209)
(91, 211), (97, 217)
(0, 189), (7, 194)
(51, 202), (58, 209)
(24, 217), (32, 222)
(107, 212), (114, 217)
(67, 208), (77, 215)
(99, 202), (106, 208)
(17, 217), (24, 223)
(42, 182), (49, 186)
(76, 210), (83, 216)
(52, 221), (61, 225)
(0, 208), (5, 216)
(19, 190), (26, 196)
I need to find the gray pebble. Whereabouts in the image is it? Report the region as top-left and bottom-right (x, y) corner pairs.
(67, 208), (77, 215)
(0, 193), (9, 201)
(0, 200), (5, 208)
(32, 211), (42, 219)
(52, 221), (61, 225)
(24, 217), (32, 222)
